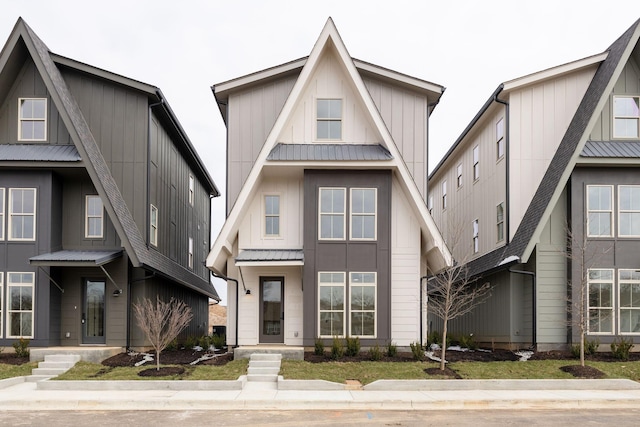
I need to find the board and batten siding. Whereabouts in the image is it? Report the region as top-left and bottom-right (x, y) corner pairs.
(226, 75), (296, 215)
(364, 77), (428, 200)
(589, 56), (640, 140)
(508, 65), (596, 240)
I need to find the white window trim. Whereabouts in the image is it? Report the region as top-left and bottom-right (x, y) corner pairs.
(586, 185), (614, 238)
(618, 185), (640, 237)
(496, 202), (504, 242)
(349, 272), (377, 338)
(8, 188), (36, 241)
(0, 188), (5, 241)
(349, 188), (377, 241)
(587, 268), (615, 335)
(318, 187), (346, 241)
(7, 272), (34, 339)
(428, 195), (433, 214)
(150, 204), (158, 247)
(612, 95), (640, 139)
(318, 272), (346, 338)
(315, 98), (343, 141)
(456, 164), (463, 188)
(18, 98), (47, 142)
(442, 180), (447, 210)
(263, 193), (282, 238)
(188, 237), (194, 269)
(0, 272), (3, 338)
(618, 269), (640, 335)
(85, 195), (104, 239)
(473, 146), (480, 181)
(496, 117), (505, 160)
(188, 175), (195, 206)
(472, 219), (479, 254)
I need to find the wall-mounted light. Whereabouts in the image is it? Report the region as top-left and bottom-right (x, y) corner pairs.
(113, 289), (123, 297)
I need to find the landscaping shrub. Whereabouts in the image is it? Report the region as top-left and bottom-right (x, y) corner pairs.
(198, 335), (211, 350)
(368, 344), (383, 361)
(184, 335), (198, 349)
(345, 336), (360, 357)
(166, 338), (179, 351)
(586, 338), (600, 355)
(12, 338), (29, 358)
(386, 341), (397, 357)
(331, 336), (344, 360)
(611, 337), (634, 361)
(427, 330), (441, 347)
(410, 341), (424, 361)
(457, 333), (477, 350)
(211, 334), (226, 350)
(314, 337), (325, 356)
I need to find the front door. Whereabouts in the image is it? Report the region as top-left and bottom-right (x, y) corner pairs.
(82, 279), (106, 344)
(259, 277), (284, 343)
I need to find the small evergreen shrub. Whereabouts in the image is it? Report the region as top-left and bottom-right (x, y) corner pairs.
(166, 338), (179, 351)
(345, 336), (360, 357)
(586, 338), (600, 355)
(457, 334), (477, 350)
(611, 337), (634, 361)
(211, 334), (226, 350)
(314, 337), (325, 356)
(184, 335), (198, 349)
(198, 335), (212, 350)
(386, 341), (398, 358)
(331, 336), (344, 360)
(368, 344), (383, 361)
(427, 330), (441, 347)
(12, 338), (29, 358)
(410, 341), (424, 361)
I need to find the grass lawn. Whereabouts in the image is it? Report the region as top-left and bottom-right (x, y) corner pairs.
(0, 361), (37, 380)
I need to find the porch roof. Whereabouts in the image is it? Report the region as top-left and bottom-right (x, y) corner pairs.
(267, 143), (393, 161)
(235, 249), (304, 266)
(29, 249), (123, 267)
(0, 144), (81, 162)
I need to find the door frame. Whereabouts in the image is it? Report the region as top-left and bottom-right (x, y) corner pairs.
(82, 278), (106, 344)
(259, 276), (284, 344)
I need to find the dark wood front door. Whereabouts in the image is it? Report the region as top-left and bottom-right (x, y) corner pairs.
(259, 277), (284, 343)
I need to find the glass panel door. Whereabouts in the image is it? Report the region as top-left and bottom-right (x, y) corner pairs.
(259, 277), (284, 343)
(83, 280), (106, 344)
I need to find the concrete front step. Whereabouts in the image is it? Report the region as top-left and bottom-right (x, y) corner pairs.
(29, 354), (81, 379)
(31, 367), (69, 376)
(250, 353), (282, 361)
(249, 360), (281, 368)
(248, 367), (280, 376)
(38, 361), (77, 369)
(246, 374), (278, 382)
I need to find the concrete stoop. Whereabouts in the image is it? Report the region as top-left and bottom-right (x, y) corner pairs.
(29, 354), (80, 380)
(247, 353), (281, 382)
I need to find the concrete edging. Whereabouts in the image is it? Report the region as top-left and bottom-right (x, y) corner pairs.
(0, 376), (25, 390)
(277, 377), (345, 390)
(364, 378), (640, 391)
(37, 378), (244, 391)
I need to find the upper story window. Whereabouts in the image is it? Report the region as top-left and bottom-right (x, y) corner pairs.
(8, 188), (36, 241)
(188, 237), (194, 269)
(442, 180), (447, 210)
(317, 99), (342, 140)
(188, 175), (195, 206)
(350, 188), (376, 240)
(587, 185), (613, 237)
(319, 188), (346, 240)
(150, 204), (158, 246)
(473, 146), (480, 181)
(265, 195), (280, 237)
(18, 98), (46, 141)
(619, 185), (640, 237)
(588, 269), (614, 334)
(613, 96), (640, 138)
(428, 196), (433, 214)
(496, 118), (505, 160)
(496, 202), (504, 242)
(456, 164), (463, 188)
(85, 195), (103, 238)
(472, 219), (479, 254)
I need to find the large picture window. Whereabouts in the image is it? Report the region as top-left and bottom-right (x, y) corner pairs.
(85, 195), (103, 238)
(317, 99), (342, 140)
(619, 185), (640, 237)
(18, 98), (46, 141)
(588, 269), (614, 334)
(7, 272), (34, 338)
(613, 96), (640, 138)
(265, 195), (280, 237)
(8, 188), (36, 241)
(619, 270), (640, 334)
(319, 188), (345, 240)
(587, 185), (613, 237)
(350, 272), (376, 337)
(350, 188), (376, 240)
(318, 272), (345, 337)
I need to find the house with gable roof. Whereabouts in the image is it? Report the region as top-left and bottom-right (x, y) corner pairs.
(206, 18), (451, 353)
(0, 18), (219, 352)
(428, 18), (640, 351)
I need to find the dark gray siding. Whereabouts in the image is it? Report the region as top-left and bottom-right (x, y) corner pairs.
(302, 170), (391, 346)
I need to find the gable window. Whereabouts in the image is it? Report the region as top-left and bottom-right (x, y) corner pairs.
(265, 195), (280, 237)
(456, 164), (463, 188)
(588, 269), (614, 334)
(619, 269), (640, 334)
(472, 219), (479, 254)
(428, 196), (433, 214)
(18, 98), (46, 141)
(85, 195), (103, 238)
(619, 185), (640, 237)
(8, 188), (36, 241)
(188, 175), (194, 206)
(350, 188), (376, 240)
(350, 272), (376, 337)
(150, 204), (158, 246)
(0, 188), (4, 240)
(473, 146), (480, 181)
(317, 99), (342, 140)
(496, 118), (505, 159)
(442, 181), (447, 210)
(7, 272), (34, 338)
(496, 202), (504, 242)
(319, 188), (345, 240)
(318, 272), (345, 337)
(188, 237), (193, 269)
(587, 185), (613, 237)
(613, 96), (640, 138)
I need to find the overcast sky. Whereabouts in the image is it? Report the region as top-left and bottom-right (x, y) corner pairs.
(2, 1), (639, 304)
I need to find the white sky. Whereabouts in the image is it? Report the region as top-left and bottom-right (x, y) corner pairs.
(2, 1), (640, 304)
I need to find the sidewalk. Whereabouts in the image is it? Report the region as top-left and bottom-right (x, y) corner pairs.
(1, 377), (640, 411)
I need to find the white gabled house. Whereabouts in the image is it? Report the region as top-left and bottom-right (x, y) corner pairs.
(206, 18), (451, 354)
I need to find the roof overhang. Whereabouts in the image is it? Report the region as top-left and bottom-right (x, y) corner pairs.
(235, 249), (304, 267)
(30, 250), (123, 267)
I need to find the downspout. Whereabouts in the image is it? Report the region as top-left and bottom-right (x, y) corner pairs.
(494, 85), (510, 244)
(509, 267), (536, 349)
(211, 271), (240, 348)
(147, 98), (164, 247)
(420, 274), (429, 348)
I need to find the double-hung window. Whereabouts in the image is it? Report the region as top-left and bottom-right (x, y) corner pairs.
(619, 185), (640, 237)
(428, 196), (433, 214)
(588, 269), (614, 334)
(150, 205), (158, 246)
(7, 272), (34, 338)
(188, 237), (193, 269)
(265, 195), (280, 237)
(318, 272), (345, 337)
(473, 146), (480, 181)
(619, 269), (640, 334)
(188, 175), (194, 206)
(472, 219), (479, 254)
(496, 203), (504, 242)
(587, 185), (613, 237)
(18, 98), (46, 141)
(319, 188), (345, 240)
(456, 164), (463, 188)
(442, 180), (447, 210)
(317, 99), (342, 140)
(613, 96), (640, 138)
(350, 188), (376, 240)
(85, 195), (103, 238)
(350, 272), (376, 337)
(8, 188), (36, 241)
(496, 118), (505, 159)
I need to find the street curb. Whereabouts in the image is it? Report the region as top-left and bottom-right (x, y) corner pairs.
(364, 378), (640, 391)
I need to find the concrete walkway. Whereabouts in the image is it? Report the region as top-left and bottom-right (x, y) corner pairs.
(1, 377), (640, 411)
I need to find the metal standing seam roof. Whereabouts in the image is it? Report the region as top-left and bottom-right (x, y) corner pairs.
(267, 143), (393, 161)
(581, 140), (640, 157)
(29, 250), (123, 266)
(0, 144), (81, 161)
(235, 249), (304, 263)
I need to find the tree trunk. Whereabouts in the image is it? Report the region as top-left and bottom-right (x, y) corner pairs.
(156, 351), (161, 371)
(580, 333), (585, 367)
(440, 320), (448, 371)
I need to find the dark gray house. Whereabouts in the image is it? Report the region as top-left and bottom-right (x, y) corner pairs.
(0, 18), (219, 350)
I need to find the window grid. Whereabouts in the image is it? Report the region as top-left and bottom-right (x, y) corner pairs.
(350, 188), (376, 240)
(150, 205), (158, 246)
(588, 269), (614, 334)
(319, 188), (346, 240)
(619, 185), (640, 237)
(318, 272), (346, 338)
(472, 219), (479, 254)
(613, 96), (640, 138)
(85, 195), (103, 238)
(456, 164), (462, 188)
(587, 185), (613, 237)
(619, 269), (640, 334)
(8, 188), (36, 241)
(316, 99), (342, 140)
(473, 146), (480, 181)
(7, 272), (34, 338)
(18, 98), (47, 141)
(497, 203), (504, 242)
(349, 272), (376, 338)
(264, 195), (280, 237)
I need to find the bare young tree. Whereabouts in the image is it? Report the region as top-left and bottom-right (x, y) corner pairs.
(133, 296), (193, 371)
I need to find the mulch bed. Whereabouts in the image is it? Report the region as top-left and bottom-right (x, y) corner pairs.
(138, 366), (185, 377)
(101, 349), (234, 369)
(0, 353), (30, 365)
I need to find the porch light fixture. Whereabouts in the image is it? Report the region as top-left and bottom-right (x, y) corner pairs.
(112, 289), (123, 297)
